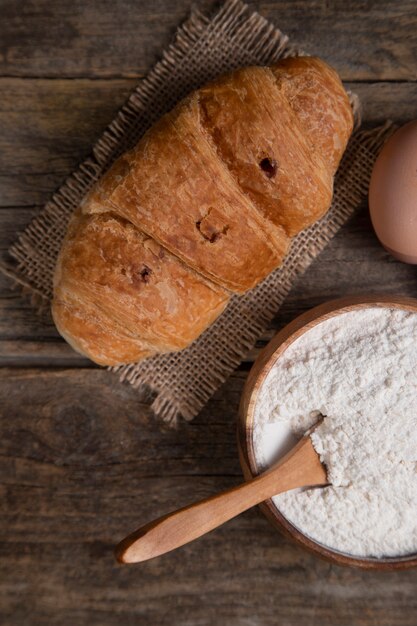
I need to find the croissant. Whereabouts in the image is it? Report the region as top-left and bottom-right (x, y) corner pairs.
(52, 56), (353, 365)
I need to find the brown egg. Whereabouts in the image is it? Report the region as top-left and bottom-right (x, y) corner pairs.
(369, 120), (417, 263)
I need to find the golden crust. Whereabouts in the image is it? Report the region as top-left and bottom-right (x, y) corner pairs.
(52, 56), (353, 366)
(199, 64), (334, 236)
(94, 101), (290, 292)
(270, 57), (354, 174)
(52, 293), (156, 366)
(52, 211), (229, 364)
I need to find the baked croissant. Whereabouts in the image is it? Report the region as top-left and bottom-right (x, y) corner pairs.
(52, 56), (353, 365)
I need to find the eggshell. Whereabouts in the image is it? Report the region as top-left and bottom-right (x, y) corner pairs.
(369, 120), (417, 263)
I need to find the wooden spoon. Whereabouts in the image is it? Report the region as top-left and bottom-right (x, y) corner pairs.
(115, 423), (327, 564)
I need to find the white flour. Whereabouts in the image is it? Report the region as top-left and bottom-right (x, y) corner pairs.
(253, 307), (417, 558)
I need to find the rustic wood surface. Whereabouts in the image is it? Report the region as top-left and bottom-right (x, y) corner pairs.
(1, 1), (416, 624)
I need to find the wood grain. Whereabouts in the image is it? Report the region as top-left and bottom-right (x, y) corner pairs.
(1, 0), (417, 623)
(1, 369), (416, 626)
(1, 0), (416, 80)
(0, 78), (136, 207)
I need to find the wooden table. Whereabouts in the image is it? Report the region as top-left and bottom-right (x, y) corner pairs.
(1, 1), (416, 624)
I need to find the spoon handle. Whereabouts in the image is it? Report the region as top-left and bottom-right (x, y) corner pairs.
(115, 435), (325, 563)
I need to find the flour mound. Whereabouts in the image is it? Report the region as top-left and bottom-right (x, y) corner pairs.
(253, 307), (417, 558)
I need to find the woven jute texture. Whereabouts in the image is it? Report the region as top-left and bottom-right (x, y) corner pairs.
(1, 0), (395, 424)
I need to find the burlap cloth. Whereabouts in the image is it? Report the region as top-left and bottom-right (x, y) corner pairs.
(1, 0), (395, 424)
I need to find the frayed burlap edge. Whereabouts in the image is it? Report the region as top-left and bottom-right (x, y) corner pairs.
(0, 0), (395, 425)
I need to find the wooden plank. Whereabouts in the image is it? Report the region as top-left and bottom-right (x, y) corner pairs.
(260, 0), (417, 82)
(1, 207), (417, 366)
(1, 0), (416, 80)
(0, 0), (194, 79)
(0, 368), (416, 625)
(351, 81), (417, 126)
(0, 77), (416, 208)
(0, 206), (89, 364)
(0, 78), (137, 207)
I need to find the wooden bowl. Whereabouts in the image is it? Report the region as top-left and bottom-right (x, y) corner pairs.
(238, 295), (417, 570)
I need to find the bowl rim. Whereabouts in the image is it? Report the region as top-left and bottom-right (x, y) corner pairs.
(237, 294), (417, 570)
